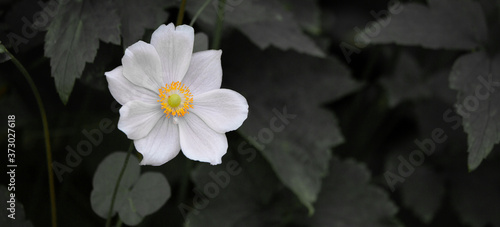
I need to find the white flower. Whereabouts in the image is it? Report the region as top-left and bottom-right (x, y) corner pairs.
(105, 23), (248, 165)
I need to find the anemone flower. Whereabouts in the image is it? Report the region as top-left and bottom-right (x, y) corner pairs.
(105, 23), (248, 165)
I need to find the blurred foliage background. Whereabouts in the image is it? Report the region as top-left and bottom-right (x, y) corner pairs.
(1, 0), (500, 226)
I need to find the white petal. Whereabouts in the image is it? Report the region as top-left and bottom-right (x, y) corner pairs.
(191, 89), (248, 133)
(182, 50), (223, 96)
(134, 117), (181, 166)
(122, 41), (164, 91)
(118, 101), (163, 140)
(151, 23), (194, 84)
(178, 114), (228, 165)
(105, 66), (158, 105)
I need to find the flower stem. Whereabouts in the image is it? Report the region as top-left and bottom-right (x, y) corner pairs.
(212, 0), (226, 50)
(189, 0), (211, 27)
(105, 143), (134, 227)
(176, 0), (187, 26)
(0, 44), (57, 227)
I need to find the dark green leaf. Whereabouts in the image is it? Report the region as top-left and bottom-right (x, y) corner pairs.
(90, 152), (140, 218)
(90, 152), (171, 226)
(307, 157), (399, 227)
(119, 172), (171, 226)
(449, 51), (500, 170)
(223, 40), (362, 212)
(186, 0), (324, 56)
(129, 172), (170, 217)
(116, 0), (169, 48)
(44, 0), (121, 103)
(366, 0), (487, 50)
(118, 202), (142, 226)
(186, 0), (264, 29)
(237, 16), (324, 57)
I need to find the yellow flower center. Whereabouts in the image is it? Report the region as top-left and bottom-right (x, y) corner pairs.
(158, 81), (193, 118)
(167, 94), (181, 107)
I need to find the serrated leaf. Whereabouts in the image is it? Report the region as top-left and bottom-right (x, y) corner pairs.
(449, 51), (500, 170)
(307, 157), (399, 227)
(223, 40), (362, 212)
(44, 0), (121, 103)
(400, 166), (445, 223)
(380, 52), (431, 107)
(187, 0), (265, 28)
(238, 16), (324, 57)
(90, 152), (140, 218)
(186, 0), (324, 56)
(451, 158), (500, 227)
(117, 0), (169, 48)
(366, 0), (487, 50)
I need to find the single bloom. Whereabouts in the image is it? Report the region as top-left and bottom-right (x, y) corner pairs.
(105, 23), (248, 165)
